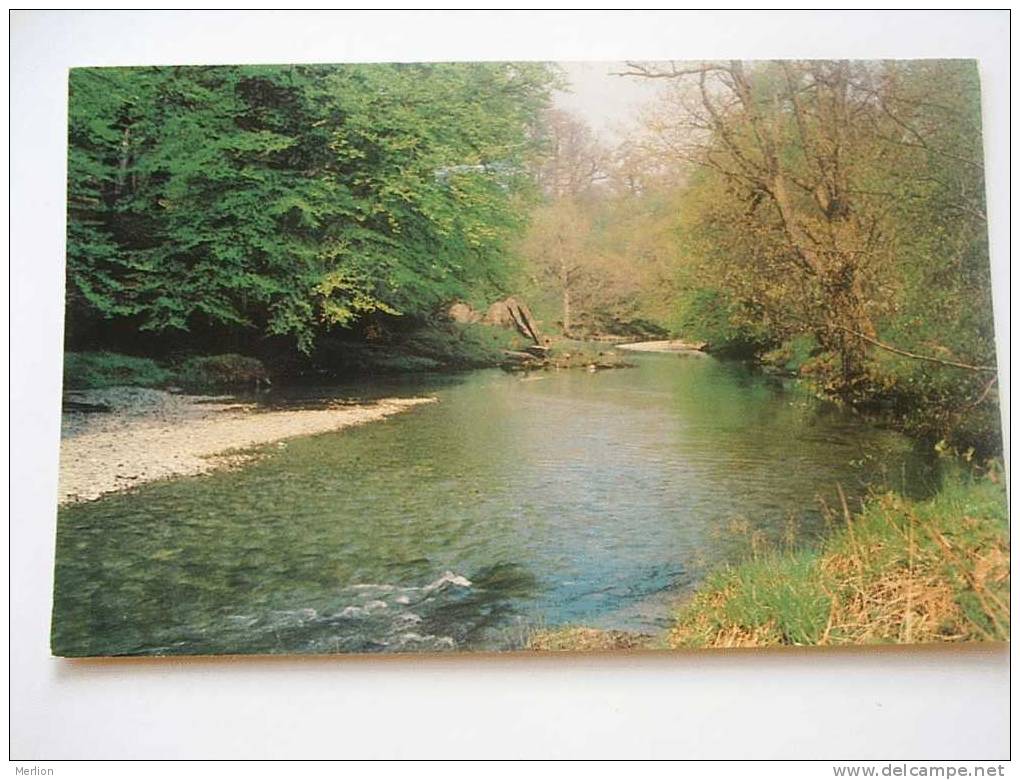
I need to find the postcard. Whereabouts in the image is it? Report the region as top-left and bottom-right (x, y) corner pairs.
(53, 59), (1006, 656)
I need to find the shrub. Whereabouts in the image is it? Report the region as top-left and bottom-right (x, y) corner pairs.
(673, 288), (774, 359)
(63, 352), (172, 390)
(760, 333), (819, 376)
(669, 469), (1009, 648)
(175, 354), (269, 388)
(400, 322), (524, 368)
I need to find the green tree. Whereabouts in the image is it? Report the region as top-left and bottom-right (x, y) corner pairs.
(66, 62), (555, 353)
(630, 59), (998, 447)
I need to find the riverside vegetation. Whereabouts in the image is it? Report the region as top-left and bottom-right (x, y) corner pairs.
(531, 467), (1008, 651)
(668, 469), (1008, 647)
(61, 60), (1005, 653)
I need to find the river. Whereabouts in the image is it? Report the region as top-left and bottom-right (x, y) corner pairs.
(52, 352), (938, 656)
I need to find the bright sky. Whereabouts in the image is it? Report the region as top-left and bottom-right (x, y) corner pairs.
(552, 61), (671, 145)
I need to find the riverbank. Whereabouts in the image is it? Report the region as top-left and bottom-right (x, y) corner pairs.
(529, 470), (1009, 651)
(669, 470), (1009, 648)
(617, 339), (708, 354)
(59, 387), (436, 504)
(63, 326), (635, 389)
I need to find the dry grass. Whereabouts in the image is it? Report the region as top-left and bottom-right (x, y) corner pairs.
(527, 627), (653, 652)
(669, 470), (1009, 649)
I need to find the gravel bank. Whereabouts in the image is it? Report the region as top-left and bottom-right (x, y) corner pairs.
(59, 387), (437, 505)
(617, 340), (708, 354)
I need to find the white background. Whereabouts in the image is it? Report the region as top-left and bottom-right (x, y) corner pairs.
(8, 10), (1011, 760)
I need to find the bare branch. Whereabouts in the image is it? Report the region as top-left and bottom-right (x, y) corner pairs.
(826, 324), (997, 373)
(614, 61), (730, 80)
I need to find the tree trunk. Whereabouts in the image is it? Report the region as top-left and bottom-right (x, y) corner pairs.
(562, 283), (571, 337)
(560, 256), (571, 336)
(115, 126), (131, 196)
(817, 260), (875, 392)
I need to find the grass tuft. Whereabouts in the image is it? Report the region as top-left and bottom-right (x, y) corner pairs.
(669, 468), (1009, 648)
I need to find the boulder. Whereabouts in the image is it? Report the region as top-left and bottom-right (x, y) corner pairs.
(483, 300), (515, 327)
(447, 302), (481, 323)
(484, 297), (541, 344)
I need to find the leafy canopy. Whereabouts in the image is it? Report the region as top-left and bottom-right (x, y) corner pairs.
(67, 62), (555, 351)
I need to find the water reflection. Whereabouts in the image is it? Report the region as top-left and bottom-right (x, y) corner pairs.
(52, 353), (938, 655)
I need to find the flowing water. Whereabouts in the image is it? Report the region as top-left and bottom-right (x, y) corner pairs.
(52, 353), (938, 656)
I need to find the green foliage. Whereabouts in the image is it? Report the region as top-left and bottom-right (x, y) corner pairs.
(717, 551), (831, 645)
(63, 351), (271, 390)
(659, 60), (999, 451)
(64, 352), (172, 390)
(66, 63), (555, 353)
(175, 354), (269, 389)
(760, 333), (819, 375)
(307, 321), (524, 376)
(673, 288), (773, 358)
(862, 62), (1000, 450)
(400, 322), (524, 369)
(515, 110), (680, 338)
